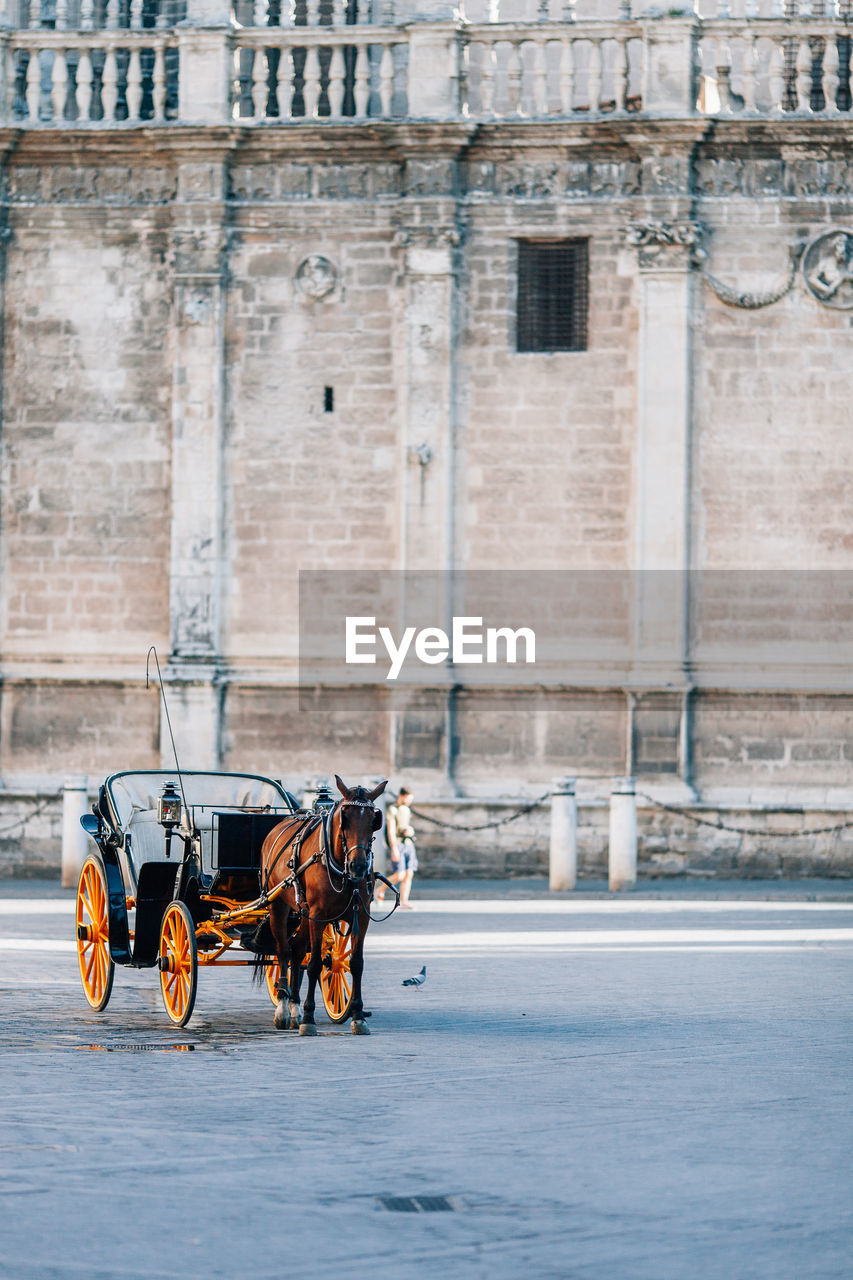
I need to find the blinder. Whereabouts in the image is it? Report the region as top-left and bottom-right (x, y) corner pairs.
(334, 797), (379, 882)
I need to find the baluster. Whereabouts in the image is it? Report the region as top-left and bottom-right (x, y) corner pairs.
(614, 35), (628, 111)
(251, 46), (266, 116)
(480, 40), (496, 116)
(353, 42), (369, 115)
(26, 48), (41, 119)
(562, 0), (575, 17)
(152, 42), (166, 118)
(558, 35), (573, 112)
(768, 39), (785, 109)
(744, 0), (759, 16)
(77, 48), (93, 118)
(447, 27), (458, 114)
(102, 45), (117, 117)
(533, 35), (547, 114)
(126, 47), (141, 116)
(253, 0), (267, 23)
(305, 0), (318, 22)
(29, 0), (41, 29)
(460, 39), (471, 115)
(103, 0), (116, 27)
(741, 34), (757, 111)
(506, 39), (523, 115)
(799, 0), (812, 14)
(51, 50), (66, 119)
(55, 0), (67, 29)
(81, 0), (94, 27)
(327, 44), (344, 116)
(302, 45), (320, 116)
(278, 47), (293, 117)
(796, 37), (812, 108)
(822, 36), (839, 112)
(587, 39), (602, 111)
(717, 0), (730, 17)
(716, 42), (733, 112)
(379, 43), (393, 115)
(128, 0), (142, 27)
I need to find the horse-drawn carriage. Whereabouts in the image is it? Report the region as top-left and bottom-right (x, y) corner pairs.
(76, 770), (390, 1032)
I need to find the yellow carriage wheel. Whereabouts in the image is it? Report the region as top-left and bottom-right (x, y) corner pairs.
(76, 855), (115, 1011)
(158, 902), (198, 1028)
(320, 920), (354, 1024)
(265, 958), (281, 1007)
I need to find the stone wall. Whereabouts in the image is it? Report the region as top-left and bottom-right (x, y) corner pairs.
(0, 117), (852, 876)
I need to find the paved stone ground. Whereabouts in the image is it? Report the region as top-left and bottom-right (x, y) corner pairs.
(1, 879), (852, 1279)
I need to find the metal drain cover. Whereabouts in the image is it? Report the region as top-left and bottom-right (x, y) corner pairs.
(380, 1195), (457, 1213)
(80, 1043), (195, 1053)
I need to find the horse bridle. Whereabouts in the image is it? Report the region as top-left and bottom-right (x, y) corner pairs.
(331, 798), (378, 883)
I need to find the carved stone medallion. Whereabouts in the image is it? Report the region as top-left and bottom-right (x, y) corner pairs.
(802, 229), (853, 310)
(295, 254), (338, 300)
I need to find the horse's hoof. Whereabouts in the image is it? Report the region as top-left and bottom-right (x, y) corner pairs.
(273, 1001), (290, 1030)
(289, 1002), (302, 1029)
(351, 1019), (371, 1035)
(298, 1021), (318, 1037)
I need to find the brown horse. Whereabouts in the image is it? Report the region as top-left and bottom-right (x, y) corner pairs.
(259, 775), (387, 1036)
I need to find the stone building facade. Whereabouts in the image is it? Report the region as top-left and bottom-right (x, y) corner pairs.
(1, 0), (852, 875)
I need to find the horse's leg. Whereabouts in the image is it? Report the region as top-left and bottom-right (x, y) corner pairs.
(350, 899), (370, 1035)
(273, 938), (294, 1030)
(270, 902), (300, 1031)
(286, 926), (307, 1030)
(298, 920), (323, 1037)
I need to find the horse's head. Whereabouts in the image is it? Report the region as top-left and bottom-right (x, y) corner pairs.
(333, 776), (387, 882)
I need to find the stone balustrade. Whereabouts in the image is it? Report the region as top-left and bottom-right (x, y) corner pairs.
(3, 11), (853, 124)
(232, 25), (404, 121)
(7, 29), (179, 121)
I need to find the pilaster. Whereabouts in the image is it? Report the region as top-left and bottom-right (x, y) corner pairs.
(165, 157), (228, 770)
(625, 216), (701, 790)
(394, 222), (459, 578)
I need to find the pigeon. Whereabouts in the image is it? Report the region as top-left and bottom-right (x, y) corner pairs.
(402, 965), (426, 988)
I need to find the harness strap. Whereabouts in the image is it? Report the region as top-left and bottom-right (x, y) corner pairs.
(262, 814), (320, 891)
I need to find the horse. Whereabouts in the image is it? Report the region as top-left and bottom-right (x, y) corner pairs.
(259, 775), (387, 1036)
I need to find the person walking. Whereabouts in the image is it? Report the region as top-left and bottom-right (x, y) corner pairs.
(379, 786), (418, 908)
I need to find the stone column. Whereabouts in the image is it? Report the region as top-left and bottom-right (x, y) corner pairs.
(164, 160), (228, 771)
(625, 216), (701, 788)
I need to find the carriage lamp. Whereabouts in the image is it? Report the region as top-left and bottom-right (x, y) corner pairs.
(312, 783), (336, 813)
(157, 781), (183, 859)
(158, 781), (182, 829)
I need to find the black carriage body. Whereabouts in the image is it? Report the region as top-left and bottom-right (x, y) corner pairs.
(82, 771), (299, 968)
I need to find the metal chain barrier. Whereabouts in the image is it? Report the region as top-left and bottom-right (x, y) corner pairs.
(413, 790), (853, 840)
(636, 792), (853, 838)
(409, 793), (551, 834)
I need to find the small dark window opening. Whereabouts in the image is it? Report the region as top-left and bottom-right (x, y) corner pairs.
(516, 239), (589, 353)
(324, 386), (334, 413)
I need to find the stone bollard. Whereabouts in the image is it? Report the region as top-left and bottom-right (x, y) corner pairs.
(61, 776), (90, 889)
(609, 776), (637, 892)
(549, 778), (577, 892)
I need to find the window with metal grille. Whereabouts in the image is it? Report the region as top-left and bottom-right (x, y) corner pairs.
(516, 239), (589, 353)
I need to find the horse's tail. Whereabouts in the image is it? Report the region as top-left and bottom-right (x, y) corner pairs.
(247, 915), (277, 986)
(251, 955), (273, 988)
